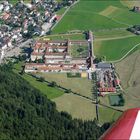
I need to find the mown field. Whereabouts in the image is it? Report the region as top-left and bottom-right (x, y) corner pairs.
(13, 62), (64, 99)
(94, 35), (140, 61)
(53, 0), (140, 33)
(36, 73), (92, 98)
(53, 94), (122, 123)
(94, 29), (135, 40)
(115, 50), (140, 109)
(40, 33), (85, 40)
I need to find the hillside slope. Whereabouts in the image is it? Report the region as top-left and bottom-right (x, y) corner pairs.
(0, 64), (109, 140)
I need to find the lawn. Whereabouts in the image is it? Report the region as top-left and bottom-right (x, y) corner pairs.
(13, 62), (64, 99)
(70, 45), (88, 58)
(94, 35), (140, 61)
(36, 73), (93, 98)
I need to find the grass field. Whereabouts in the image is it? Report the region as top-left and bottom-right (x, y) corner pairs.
(108, 95), (121, 106)
(40, 33), (85, 40)
(13, 62), (64, 99)
(94, 35), (140, 61)
(70, 45), (88, 58)
(115, 50), (140, 109)
(53, 0), (128, 33)
(53, 94), (96, 120)
(36, 73), (92, 98)
(53, 0), (140, 33)
(98, 106), (122, 124)
(53, 94), (122, 123)
(94, 29), (135, 40)
(99, 6), (119, 17)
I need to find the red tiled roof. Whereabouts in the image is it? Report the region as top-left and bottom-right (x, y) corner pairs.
(31, 52), (44, 56)
(99, 87), (116, 92)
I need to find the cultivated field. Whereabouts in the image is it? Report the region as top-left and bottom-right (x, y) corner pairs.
(115, 50), (140, 109)
(53, 94), (122, 123)
(36, 73), (92, 98)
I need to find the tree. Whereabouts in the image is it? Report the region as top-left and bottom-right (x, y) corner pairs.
(77, 47), (83, 53)
(0, 65), (110, 140)
(38, 77), (45, 82)
(49, 81), (57, 87)
(65, 89), (72, 93)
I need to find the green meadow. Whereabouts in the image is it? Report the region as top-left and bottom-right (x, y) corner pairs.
(94, 36), (140, 61)
(13, 62), (64, 99)
(53, 0), (140, 33)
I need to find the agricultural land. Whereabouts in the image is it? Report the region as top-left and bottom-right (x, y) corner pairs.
(4, 0), (140, 125)
(49, 0), (140, 123)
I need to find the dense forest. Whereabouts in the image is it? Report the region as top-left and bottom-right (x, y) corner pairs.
(0, 64), (110, 140)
